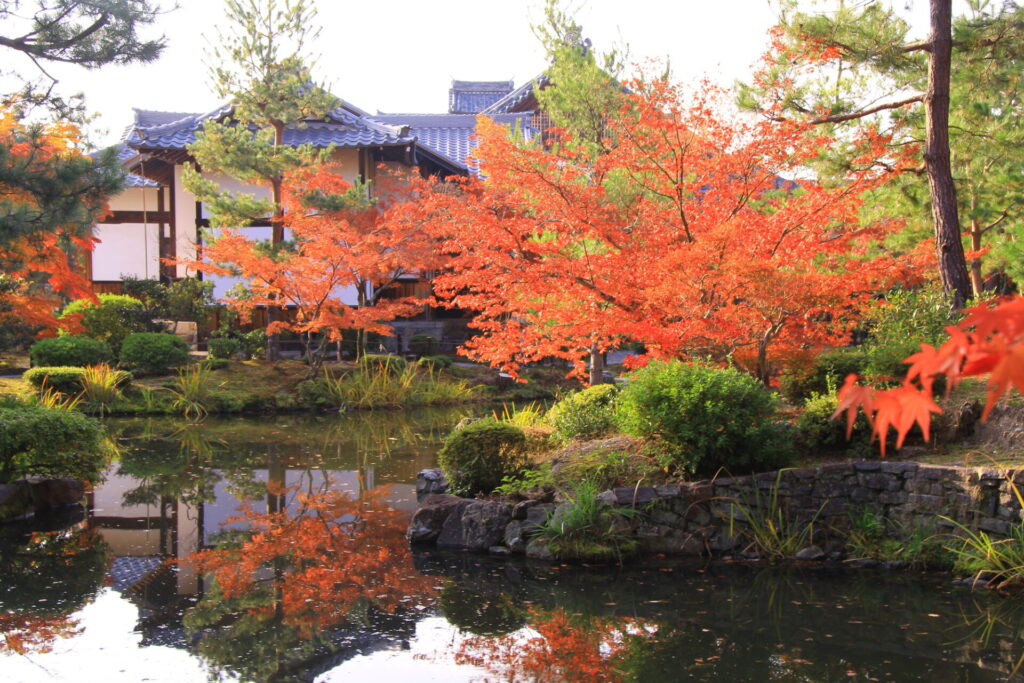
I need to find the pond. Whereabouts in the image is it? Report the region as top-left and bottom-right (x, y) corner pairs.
(2, 411), (1023, 682)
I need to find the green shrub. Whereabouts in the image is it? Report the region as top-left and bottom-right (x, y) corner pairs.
(61, 294), (149, 351)
(794, 392), (873, 455)
(438, 418), (527, 496)
(535, 479), (638, 562)
(358, 353), (407, 375)
(0, 401), (113, 483)
(546, 383), (619, 443)
(778, 348), (869, 404)
(29, 336), (112, 367)
(120, 333), (190, 375)
(207, 336), (241, 360)
(418, 354), (453, 370)
(407, 333), (435, 357)
(23, 366), (87, 394)
(616, 361), (792, 477)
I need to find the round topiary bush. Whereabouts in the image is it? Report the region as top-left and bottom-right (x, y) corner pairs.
(23, 366), (88, 394)
(407, 333), (436, 358)
(794, 392), (873, 456)
(616, 361), (792, 477)
(438, 418), (527, 496)
(546, 383), (620, 443)
(119, 333), (190, 375)
(60, 294), (149, 351)
(29, 336), (112, 368)
(0, 400), (112, 483)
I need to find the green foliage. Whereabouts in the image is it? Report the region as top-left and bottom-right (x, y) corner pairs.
(23, 366), (87, 394)
(417, 354), (453, 370)
(728, 472), (821, 560)
(546, 383), (619, 443)
(29, 335), (112, 367)
(207, 336), (241, 360)
(794, 392), (873, 456)
(302, 364), (477, 411)
(554, 448), (659, 493)
(358, 353), (407, 375)
(845, 507), (951, 569)
(617, 361), (792, 477)
(944, 477), (1024, 590)
(78, 364), (132, 416)
(407, 333), (435, 357)
(122, 276), (215, 324)
(438, 418), (528, 496)
(535, 479), (638, 562)
(0, 400), (112, 483)
(779, 348), (868, 404)
(61, 294), (149, 351)
(119, 332), (190, 375)
(169, 364), (215, 420)
(493, 463), (555, 496)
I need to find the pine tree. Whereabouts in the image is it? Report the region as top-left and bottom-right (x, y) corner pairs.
(738, 0), (1024, 306)
(184, 0), (339, 360)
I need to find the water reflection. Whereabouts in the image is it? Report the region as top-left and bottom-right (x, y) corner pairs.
(3, 410), (1024, 681)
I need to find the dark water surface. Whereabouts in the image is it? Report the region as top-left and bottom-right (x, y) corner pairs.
(2, 411), (1023, 682)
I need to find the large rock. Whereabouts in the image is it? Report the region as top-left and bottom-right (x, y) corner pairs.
(30, 478), (85, 507)
(416, 468), (449, 498)
(407, 494), (465, 543)
(437, 500), (513, 551)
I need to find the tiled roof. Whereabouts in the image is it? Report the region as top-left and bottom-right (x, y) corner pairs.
(480, 74), (548, 115)
(449, 80), (514, 114)
(126, 103), (415, 152)
(116, 144), (162, 188)
(371, 113), (536, 171)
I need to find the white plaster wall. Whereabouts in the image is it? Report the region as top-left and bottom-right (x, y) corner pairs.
(174, 165), (198, 278)
(107, 187), (160, 211)
(92, 222), (160, 280)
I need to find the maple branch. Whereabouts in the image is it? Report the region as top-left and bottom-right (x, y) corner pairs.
(807, 94), (925, 124)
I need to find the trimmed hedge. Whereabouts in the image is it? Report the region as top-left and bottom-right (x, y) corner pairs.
(616, 361), (792, 477)
(0, 401), (111, 483)
(119, 333), (190, 375)
(60, 294), (148, 351)
(207, 336), (241, 360)
(438, 418), (527, 496)
(23, 366), (87, 394)
(29, 336), (112, 368)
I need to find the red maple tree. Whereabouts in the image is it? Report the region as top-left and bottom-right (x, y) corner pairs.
(182, 164), (437, 367)
(423, 77), (922, 383)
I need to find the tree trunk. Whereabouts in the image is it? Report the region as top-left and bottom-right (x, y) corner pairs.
(924, 0), (972, 308)
(588, 342), (605, 385)
(264, 122), (287, 362)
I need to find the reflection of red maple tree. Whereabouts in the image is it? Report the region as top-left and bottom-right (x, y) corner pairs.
(188, 485), (436, 636)
(455, 608), (647, 683)
(0, 613), (80, 655)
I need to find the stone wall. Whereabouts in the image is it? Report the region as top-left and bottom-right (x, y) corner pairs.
(409, 463), (1024, 559)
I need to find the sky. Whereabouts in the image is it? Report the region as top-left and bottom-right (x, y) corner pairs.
(37, 0), (784, 145)
(15, 0), (944, 147)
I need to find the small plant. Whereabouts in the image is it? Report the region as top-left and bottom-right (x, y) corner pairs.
(492, 401), (546, 428)
(358, 353), (408, 375)
(23, 366), (87, 395)
(535, 479), (638, 562)
(418, 354), (453, 370)
(546, 383), (619, 443)
(79, 364), (132, 416)
(944, 476), (1024, 590)
(136, 386), (168, 413)
(29, 336), (112, 367)
(169, 364), (214, 420)
(120, 332), (190, 375)
(30, 385), (83, 412)
(438, 418), (527, 496)
(845, 506), (950, 568)
(794, 391), (873, 455)
(617, 360), (792, 477)
(493, 463), (555, 496)
(728, 471), (821, 560)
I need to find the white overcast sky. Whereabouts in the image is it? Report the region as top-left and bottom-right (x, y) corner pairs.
(27, 0), (940, 146)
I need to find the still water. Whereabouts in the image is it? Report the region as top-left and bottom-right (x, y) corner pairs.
(2, 410), (1023, 682)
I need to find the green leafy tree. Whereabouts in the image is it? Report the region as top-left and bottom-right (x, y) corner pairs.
(739, 0), (1024, 304)
(183, 0), (339, 361)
